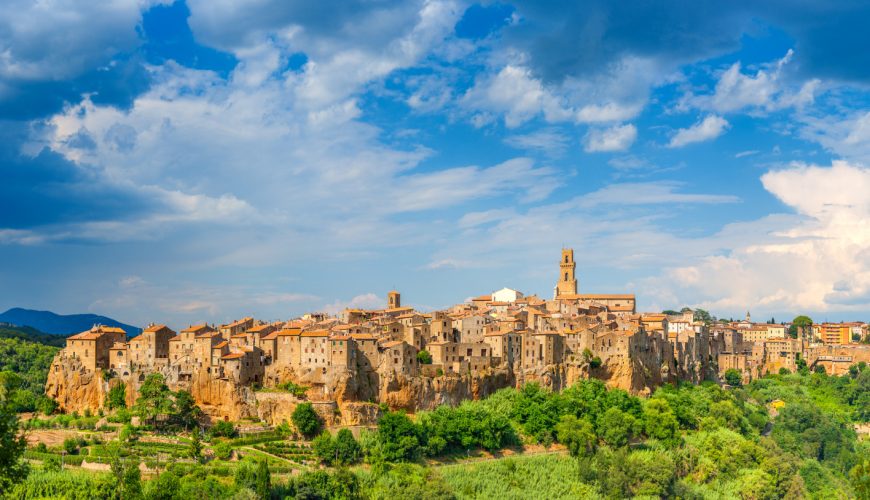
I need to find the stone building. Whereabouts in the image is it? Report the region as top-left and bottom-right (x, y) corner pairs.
(64, 326), (127, 371)
(128, 324), (175, 369)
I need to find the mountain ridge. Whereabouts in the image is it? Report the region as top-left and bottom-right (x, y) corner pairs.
(0, 307), (141, 336)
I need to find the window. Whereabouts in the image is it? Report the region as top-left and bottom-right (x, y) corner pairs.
(564, 272), (569, 280)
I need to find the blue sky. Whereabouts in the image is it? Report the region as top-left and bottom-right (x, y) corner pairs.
(2, 0), (870, 328)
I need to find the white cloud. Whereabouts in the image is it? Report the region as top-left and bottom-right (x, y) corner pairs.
(462, 56), (661, 128)
(660, 161), (870, 314)
(799, 110), (870, 164)
(681, 50), (820, 114)
(668, 115), (729, 148)
(504, 128), (570, 157)
(583, 123), (637, 152)
(0, 0), (160, 86)
(322, 293), (384, 315)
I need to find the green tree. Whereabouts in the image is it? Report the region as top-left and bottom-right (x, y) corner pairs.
(694, 308), (715, 325)
(555, 414), (596, 458)
(597, 407), (636, 448)
(143, 471), (180, 500)
(416, 350), (433, 365)
(255, 459), (271, 499)
(334, 428), (362, 465)
(210, 420), (236, 438)
(724, 368), (742, 386)
(134, 373), (174, 425)
(779, 367), (791, 375)
(106, 382), (127, 410)
(189, 427), (203, 463)
(789, 315), (813, 338)
(643, 398), (679, 443)
(173, 390), (202, 430)
(377, 411), (422, 462)
(312, 431), (336, 465)
(292, 402), (322, 438)
(0, 379), (28, 493)
(851, 457), (870, 500)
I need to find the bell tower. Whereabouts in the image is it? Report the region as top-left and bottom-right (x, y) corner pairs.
(387, 290), (401, 309)
(555, 248), (578, 298)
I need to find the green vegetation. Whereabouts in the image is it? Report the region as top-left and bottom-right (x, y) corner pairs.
(105, 382), (126, 410)
(789, 315), (813, 338)
(724, 367), (742, 386)
(0, 375), (28, 493)
(265, 380), (309, 398)
(417, 350), (433, 365)
(291, 402), (322, 438)
(0, 335), (59, 413)
(134, 374), (201, 430)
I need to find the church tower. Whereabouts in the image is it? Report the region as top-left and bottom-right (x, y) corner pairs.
(387, 290), (401, 309)
(555, 248), (578, 298)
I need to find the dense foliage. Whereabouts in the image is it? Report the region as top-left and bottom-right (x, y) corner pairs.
(134, 374), (202, 430)
(0, 335), (59, 413)
(291, 402), (322, 438)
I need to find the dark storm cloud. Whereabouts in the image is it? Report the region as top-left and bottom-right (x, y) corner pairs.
(506, 0), (870, 84)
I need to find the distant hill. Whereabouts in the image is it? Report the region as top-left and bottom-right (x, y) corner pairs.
(0, 324), (68, 347)
(0, 308), (141, 336)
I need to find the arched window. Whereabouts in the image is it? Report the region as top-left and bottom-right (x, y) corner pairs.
(564, 272), (568, 280)
(565, 255), (569, 263)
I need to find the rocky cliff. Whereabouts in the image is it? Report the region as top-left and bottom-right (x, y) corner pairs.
(45, 355), (109, 413)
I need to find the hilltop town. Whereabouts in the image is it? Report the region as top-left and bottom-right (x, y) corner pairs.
(45, 249), (870, 425)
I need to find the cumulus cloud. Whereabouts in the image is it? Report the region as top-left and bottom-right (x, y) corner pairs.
(322, 293), (384, 315)
(668, 115), (729, 148)
(799, 110), (870, 164)
(682, 50), (820, 114)
(660, 161), (870, 314)
(583, 123), (637, 152)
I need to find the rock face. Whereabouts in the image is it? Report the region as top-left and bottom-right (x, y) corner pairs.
(45, 355), (109, 413)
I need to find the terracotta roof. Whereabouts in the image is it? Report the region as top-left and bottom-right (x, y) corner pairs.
(277, 328), (302, 336)
(351, 334), (377, 341)
(331, 335), (351, 341)
(213, 341), (229, 349)
(222, 317), (253, 328)
(472, 295), (492, 301)
(198, 331), (221, 338)
(232, 333), (249, 339)
(380, 340), (403, 348)
(221, 352), (245, 360)
(181, 324), (211, 333)
(383, 306), (414, 313)
(301, 330), (329, 337)
(143, 324), (168, 333)
(68, 326), (123, 340)
(261, 332), (278, 340)
(247, 324), (274, 333)
(168, 335), (181, 342)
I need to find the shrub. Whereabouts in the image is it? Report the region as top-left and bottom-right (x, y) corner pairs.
(292, 403), (322, 438)
(209, 420), (237, 438)
(62, 437), (79, 455)
(724, 369), (742, 386)
(417, 350), (433, 365)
